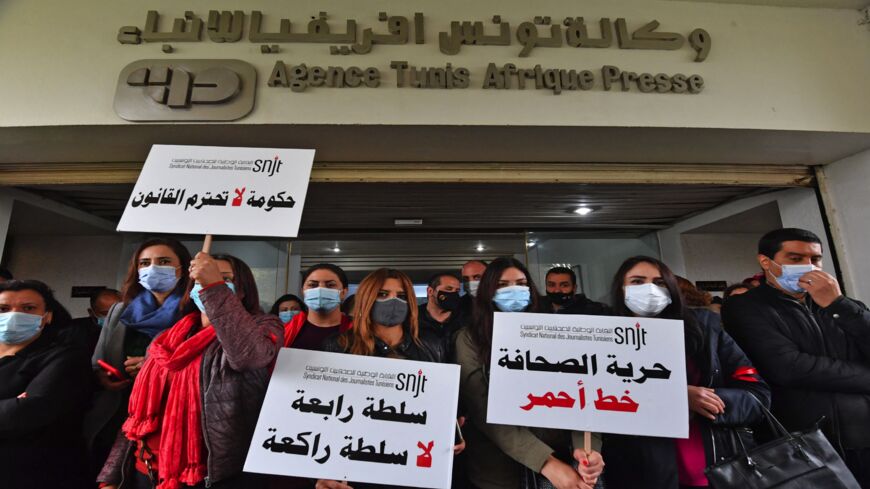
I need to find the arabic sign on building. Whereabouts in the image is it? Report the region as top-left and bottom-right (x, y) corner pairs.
(117, 11), (710, 61)
(116, 144), (314, 237)
(112, 10), (709, 121)
(487, 312), (689, 438)
(244, 349), (460, 489)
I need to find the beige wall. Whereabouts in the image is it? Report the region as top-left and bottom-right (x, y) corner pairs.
(819, 148), (870, 302)
(658, 187), (829, 277)
(6, 235), (125, 317)
(681, 233), (762, 288)
(0, 0), (868, 131)
(527, 235), (661, 303)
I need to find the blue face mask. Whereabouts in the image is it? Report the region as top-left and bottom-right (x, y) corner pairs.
(0, 312), (45, 344)
(771, 262), (815, 294)
(139, 265), (180, 293)
(493, 285), (531, 312)
(96, 316), (106, 328)
(304, 287), (342, 313)
(190, 282), (236, 313)
(278, 310), (300, 324)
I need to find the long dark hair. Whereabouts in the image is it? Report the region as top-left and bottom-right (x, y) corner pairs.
(470, 257), (541, 365)
(181, 254), (262, 314)
(610, 256), (703, 358)
(121, 237), (192, 306)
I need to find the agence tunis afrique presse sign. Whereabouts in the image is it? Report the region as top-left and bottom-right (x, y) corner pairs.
(114, 10), (711, 121)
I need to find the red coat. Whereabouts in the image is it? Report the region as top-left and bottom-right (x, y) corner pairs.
(282, 311), (353, 348)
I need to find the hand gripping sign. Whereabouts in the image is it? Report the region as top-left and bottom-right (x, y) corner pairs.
(487, 312), (689, 439)
(117, 144), (314, 251)
(245, 349), (460, 489)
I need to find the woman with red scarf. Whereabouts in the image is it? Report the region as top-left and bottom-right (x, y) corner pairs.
(98, 252), (284, 489)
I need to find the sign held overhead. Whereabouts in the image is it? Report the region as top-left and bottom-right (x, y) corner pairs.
(117, 144), (314, 238)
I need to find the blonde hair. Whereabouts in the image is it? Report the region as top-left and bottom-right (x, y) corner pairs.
(339, 268), (420, 356)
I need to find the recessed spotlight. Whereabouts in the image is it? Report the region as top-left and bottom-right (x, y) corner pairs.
(332, 243), (341, 253)
(573, 206), (594, 216)
(475, 243), (485, 252)
(394, 218), (423, 226)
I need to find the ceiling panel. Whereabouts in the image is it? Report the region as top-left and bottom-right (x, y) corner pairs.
(298, 182), (769, 232)
(15, 182), (771, 237)
(2, 125), (869, 168)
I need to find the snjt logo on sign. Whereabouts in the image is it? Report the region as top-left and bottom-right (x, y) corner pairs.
(253, 155), (284, 177)
(614, 322), (648, 352)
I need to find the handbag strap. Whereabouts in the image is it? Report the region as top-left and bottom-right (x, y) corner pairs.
(745, 391), (792, 440)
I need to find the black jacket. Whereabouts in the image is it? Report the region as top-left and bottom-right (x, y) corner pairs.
(723, 283), (870, 451)
(552, 294), (612, 316)
(603, 309), (771, 489)
(322, 325), (446, 363)
(459, 293), (475, 324)
(0, 329), (93, 489)
(58, 316), (102, 356)
(417, 303), (464, 362)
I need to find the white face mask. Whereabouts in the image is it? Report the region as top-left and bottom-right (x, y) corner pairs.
(624, 283), (672, 317)
(466, 280), (480, 298)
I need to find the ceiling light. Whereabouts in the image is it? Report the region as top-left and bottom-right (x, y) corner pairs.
(526, 240), (537, 248)
(394, 218), (423, 226)
(573, 206), (594, 216)
(475, 243), (485, 252)
(332, 243), (341, 253)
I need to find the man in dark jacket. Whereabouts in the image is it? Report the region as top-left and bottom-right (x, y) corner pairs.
(418, 272), (464, 361)
(458, 260), (486, 321)
(723, 227), (870, 487)
(543, 266), (611, 316)
(64, 288), (121, 355)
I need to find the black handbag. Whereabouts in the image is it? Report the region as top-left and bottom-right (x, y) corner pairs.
(705, 395), (860, 488)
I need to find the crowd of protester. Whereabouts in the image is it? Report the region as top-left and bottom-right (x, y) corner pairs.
(1, 227), (868, 488)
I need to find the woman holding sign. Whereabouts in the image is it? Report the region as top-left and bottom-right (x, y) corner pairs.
(456, 257), (604, 489)
(275, 264), (351, 489)
(98, 252), (283, 489)
(601, 256), (770, 489)
(316, 268), (462, 489)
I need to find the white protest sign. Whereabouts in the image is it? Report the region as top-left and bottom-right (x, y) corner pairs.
(117, 144), (314, 237)
(487, 312), (689, 439)
(245, 349), (460, 489)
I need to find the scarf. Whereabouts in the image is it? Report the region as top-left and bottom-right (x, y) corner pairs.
(121, 289), (184, 338)
(123, 313), (217, 489)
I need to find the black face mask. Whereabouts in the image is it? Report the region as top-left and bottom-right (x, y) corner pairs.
(547, 292), (574, 305)
(435, 290), (461, 312)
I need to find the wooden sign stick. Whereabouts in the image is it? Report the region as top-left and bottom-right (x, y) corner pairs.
(202, 234), (213, 254)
